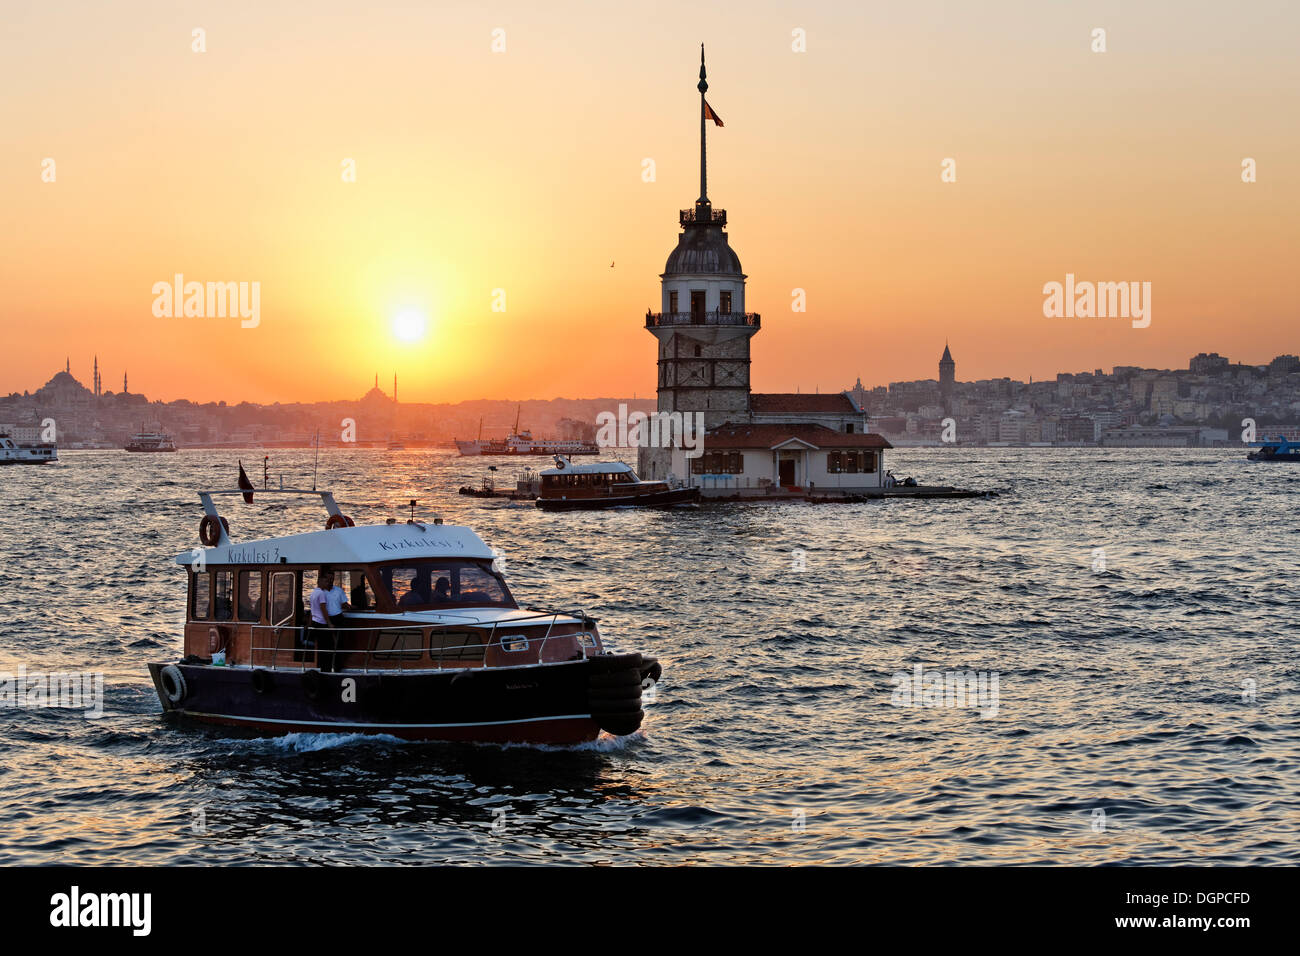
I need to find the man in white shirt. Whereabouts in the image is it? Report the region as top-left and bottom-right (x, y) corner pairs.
(308, 569), (347, 672)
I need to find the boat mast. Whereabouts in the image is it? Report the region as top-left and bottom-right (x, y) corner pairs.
(311, 429), (320, 491)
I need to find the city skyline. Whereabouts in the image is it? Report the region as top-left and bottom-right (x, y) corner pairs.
(3, 2), (1297, 404)
(11, 340), (1297, 407)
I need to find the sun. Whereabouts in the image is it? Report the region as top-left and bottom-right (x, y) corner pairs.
(392, 308), (428, 344)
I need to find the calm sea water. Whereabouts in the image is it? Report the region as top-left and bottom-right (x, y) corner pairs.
(0, 447), (1296, 865)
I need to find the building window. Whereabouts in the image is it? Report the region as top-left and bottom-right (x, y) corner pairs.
(668, 290), (678, 313)
(828, 451), (875, 474)
(690, 291), (706, 323)
(845, 423), (854, 433)
(691, 451), (743, 474)
(720, 290), (732, 313)
(694, 344), (701, 357)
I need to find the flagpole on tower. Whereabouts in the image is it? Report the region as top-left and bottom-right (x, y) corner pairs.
(698, 43), (708, 205)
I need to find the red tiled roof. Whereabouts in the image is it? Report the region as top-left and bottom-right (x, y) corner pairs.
(750, 392), (859, 414)
(705, 422), (892, 450)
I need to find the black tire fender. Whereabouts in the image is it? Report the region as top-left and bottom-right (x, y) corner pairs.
(160, 664), (187, 704)
(251, 669), (274, 695)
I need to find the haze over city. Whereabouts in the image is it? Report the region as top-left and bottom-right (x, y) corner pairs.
(3, 1), (1297, 405)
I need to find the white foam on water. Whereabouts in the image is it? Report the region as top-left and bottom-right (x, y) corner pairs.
(225, 731), (408, 753)
(493, 729), (647, 754)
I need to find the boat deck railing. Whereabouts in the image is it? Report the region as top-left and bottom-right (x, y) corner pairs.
(245, 610), (592, 673)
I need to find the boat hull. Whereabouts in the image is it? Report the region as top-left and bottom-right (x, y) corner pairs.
(536, 487), (701, 511)
(1247, 451), (1300, 462)
(148, 653), (655, 745)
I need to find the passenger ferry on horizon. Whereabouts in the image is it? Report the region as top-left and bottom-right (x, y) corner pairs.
(455, 429), (599, 457)
(536, 458), (700, 511)
(148, 487), (660, 744)
(1247, 436), (1300, 462)
(124, 430), (178, 452)
(455, 408), (598, 457)
(0, 434), (58, 465)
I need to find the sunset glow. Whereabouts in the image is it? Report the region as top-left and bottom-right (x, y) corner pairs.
(1, 1), (1296, 405)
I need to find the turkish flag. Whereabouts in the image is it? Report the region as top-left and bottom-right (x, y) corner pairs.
(237, 461), (254, 504)
(704, 99), (724, 127)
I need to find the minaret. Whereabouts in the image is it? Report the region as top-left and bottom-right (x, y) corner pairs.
(93, 355), (99, 396)
(123, 371), (128, 394)
(939, 342), (955, 414)
(393, 374), (397, 402)
(641, 44), (757, 480)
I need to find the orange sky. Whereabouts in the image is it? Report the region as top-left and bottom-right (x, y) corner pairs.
(2, 1), (1297, 404)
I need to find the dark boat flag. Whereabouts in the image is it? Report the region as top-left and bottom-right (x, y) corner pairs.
(237, 460), (254, 504)
(703, 100), (724, 127)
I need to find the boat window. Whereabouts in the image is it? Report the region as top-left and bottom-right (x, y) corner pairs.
(238, 570), (263, 621)
(382, 560), (514, 609)
(301, 570), (320, 612)
(341, 569), (373, 611)
(371, 628), (424, 661)
(269, 572), (295, 625)
(213, 570), (234, 621)
(192, 572), (210, 620)
(429, 630), (486, 662)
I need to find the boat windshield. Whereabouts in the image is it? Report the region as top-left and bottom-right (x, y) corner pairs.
(376, 559), (515, 610)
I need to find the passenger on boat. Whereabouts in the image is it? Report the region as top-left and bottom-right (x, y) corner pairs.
(309, 568), (342, 672)
(399, 568), (434, 607)
(433, 577), (451, 603)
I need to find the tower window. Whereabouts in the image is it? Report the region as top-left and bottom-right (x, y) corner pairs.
(690, 291), (706, 323)
(694, 344), (701, 357)
(668, 291), (678, 313)
(720, 290), (732, 313)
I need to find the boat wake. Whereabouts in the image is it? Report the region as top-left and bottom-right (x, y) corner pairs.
(226, 731), (409, 753)
(494, 729), (648, 754)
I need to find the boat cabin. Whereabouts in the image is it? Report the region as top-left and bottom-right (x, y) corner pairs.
(539, 460), (645, 495)
(178, 491), (601, 671)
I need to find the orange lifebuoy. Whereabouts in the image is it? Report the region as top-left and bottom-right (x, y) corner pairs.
(199, 515), (229, 546)
(325, 513), (355, 530)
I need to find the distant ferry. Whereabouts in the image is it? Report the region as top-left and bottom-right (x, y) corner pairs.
(1246, 436), (1300, 462)
(456, 409), (597, 456)
(0, 434), (58, 465)
(536, 458), (700, 511)
(125, 431), (178, 452)
(457, 430), (599, 457)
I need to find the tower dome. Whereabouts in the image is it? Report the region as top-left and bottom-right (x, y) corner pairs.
(663, 211), (743, 275)
(670, 217), (743, 274)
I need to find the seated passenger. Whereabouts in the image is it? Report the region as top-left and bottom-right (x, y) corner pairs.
(432, 577), (451, 603)
(351, 576), (369, 610)
(399, 568), (433, 607)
